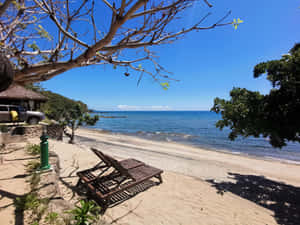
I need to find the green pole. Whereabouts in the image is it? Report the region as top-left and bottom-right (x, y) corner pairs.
(40, 130), (51, 170)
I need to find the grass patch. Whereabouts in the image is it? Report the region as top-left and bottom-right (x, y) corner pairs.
(67, 200), (101, 225)
(14, 193), (40, 212)
(45, 212), (59, 224)
(29, 173), (40, 190)
(30, 222), (39, 225)
(26, 160), (40, 173)
(26, 144), (40, 155)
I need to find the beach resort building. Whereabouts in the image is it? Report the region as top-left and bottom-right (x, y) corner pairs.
(0, 84), (47, 110)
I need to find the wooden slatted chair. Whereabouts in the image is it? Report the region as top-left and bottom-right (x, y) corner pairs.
(76, 148), (163, 210)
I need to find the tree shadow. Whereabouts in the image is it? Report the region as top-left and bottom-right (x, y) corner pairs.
(5, 156), (39, 161)
(0, 173), (30, 181)
(206, 173), (300, 225)
(0, 189), (24, 225)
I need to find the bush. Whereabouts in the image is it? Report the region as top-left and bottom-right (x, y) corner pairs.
(45, 212), (59, 224)
(14, 193), (40, 212)
(0, 125), (9, 133)
(26, 144), (40, 155)
(26, 160), (40, 172)
(67, 200), (101, 225)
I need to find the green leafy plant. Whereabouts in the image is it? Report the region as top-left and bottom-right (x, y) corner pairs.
(67, 200), (101, 225)
(14, 193), (40, 212)
(26, 160), (40, 172)
(0, 125), (9, 133)
(30, 222), (39, 225)
(26, 144), (40, 155)
(29, 173), (40, 190)
(45, 212), (59, 224)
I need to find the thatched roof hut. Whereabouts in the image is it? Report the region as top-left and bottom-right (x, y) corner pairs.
(0, 84), (47, 110)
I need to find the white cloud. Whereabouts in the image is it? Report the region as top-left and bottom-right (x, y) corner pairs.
(117, 105), (172, 111)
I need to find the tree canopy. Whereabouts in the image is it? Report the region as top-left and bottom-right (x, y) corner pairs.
(211, 43), (300, 148)
(0, 0), (239, 86)
(62, 103), (99, 143)
(26, 84), (88, 120)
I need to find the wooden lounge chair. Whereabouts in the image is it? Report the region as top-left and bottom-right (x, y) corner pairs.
(77, 148), (163, 210)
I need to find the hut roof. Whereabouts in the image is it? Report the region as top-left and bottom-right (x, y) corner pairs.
(0, 84), (47, 101)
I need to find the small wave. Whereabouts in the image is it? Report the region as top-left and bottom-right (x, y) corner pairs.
(264, 156), (300, 165)
(135, 130), (196, 140)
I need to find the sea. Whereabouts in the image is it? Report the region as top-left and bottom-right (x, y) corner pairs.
(86, 111), (300, 163)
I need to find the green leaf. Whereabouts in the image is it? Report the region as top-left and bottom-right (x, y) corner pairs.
(27, 41), (39, 51)
(35, 25), (52, 40)
(160, 82), (170, 90)
(232, 18), (243, 30)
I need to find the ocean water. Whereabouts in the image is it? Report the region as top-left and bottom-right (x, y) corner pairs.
(86, 111), (300, 162)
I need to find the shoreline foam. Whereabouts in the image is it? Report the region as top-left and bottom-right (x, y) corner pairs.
(82, 127), (300, 166)
(77, 127), (300, 187)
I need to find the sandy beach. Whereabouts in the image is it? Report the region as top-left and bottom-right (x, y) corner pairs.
(46, 128), (300, 225)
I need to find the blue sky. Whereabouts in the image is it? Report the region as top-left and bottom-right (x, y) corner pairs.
(42, 0), (300, 111)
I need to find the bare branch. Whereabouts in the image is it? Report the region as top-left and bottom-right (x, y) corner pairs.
(0, 0), (13, 16)
(203, 0), (213, 8)
(0, 0), (235, 85)
(102, 0), (117, 14)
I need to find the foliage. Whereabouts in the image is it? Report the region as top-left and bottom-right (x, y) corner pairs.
(40, 91), (88, 121)
(67, 200), (101, 225)
(0, 125), (9, 133)
(211, 43), (300, 148)
(63, 103), (99, 144)
(26, 160), (40, 172)
(1, 0), (237, 85)
(45, 212), (59, 224)
(232, 18), (244, 30)
(30, 222), (39, 225)
(26, 144), (40, 155)
(29, 173), (41, 190)
(25, 84), (88, 121)
(14, 193), (40, 212)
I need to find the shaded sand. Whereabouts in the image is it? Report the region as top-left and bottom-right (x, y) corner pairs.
(50, 129), (300, 225)
(0, 142), (32, 225)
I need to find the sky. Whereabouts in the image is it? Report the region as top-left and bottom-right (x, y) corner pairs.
(42, 0), (300, 111)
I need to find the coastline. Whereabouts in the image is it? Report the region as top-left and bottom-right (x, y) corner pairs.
(76, 127), (300, 186)
(82, 127), (300, 166)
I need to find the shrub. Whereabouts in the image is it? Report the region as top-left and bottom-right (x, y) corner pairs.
(67, 200), (101, 225)
(45, 212), (59, 224)
(26, 160), (40, 172)
(14, 193), (40, 212)
(26, 144), (40, 155)
(0, 125), (9, 133)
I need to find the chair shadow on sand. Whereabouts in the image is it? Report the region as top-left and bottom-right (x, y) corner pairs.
(206, 173), (300, 225)
(76, 179), (158, 213)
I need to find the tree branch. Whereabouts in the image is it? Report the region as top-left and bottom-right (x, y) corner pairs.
(0, 0), (13, 17)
